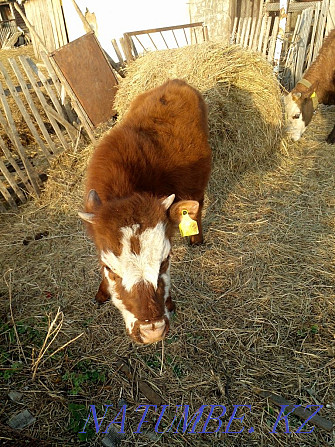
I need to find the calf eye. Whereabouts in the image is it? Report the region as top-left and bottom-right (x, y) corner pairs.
(293, 113), (301, 119)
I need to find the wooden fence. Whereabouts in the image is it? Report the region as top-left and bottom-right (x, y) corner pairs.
(0, 54), (89, 210)
(0, 20), (17, 47)
(113, 22), (209, 66)
(231, 0), (330, 89)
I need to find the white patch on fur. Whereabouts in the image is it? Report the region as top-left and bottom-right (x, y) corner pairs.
(284, 93), (306, 141)
(101, 222), (171, 292)
(105, 273), (137, 332)
(160, 260), (171, 301)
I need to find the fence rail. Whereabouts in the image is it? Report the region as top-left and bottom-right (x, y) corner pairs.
(0, 20), (17, 47)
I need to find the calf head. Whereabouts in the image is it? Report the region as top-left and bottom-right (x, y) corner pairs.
(79, 191), (199, 344)
(284, 83), (317, 141)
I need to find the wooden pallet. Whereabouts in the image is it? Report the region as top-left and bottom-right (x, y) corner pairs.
(0, 55), (84, 210)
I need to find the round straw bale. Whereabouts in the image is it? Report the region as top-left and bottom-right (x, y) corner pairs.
(114, 42), (283, 178)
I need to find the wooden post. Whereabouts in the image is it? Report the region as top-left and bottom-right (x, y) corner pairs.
(70, 0), (93, 34)
(273, 0), (289, 74)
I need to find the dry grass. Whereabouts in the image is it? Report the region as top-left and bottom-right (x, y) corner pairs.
(0, 43), (334, 446)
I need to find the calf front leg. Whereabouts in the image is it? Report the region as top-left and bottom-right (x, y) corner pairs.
(95, 276), (111, 304)
(326, 124), (335, 144)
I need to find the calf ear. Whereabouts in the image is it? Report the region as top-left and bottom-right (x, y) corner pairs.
(78, 211), (95, 224)
(161, 194), (175, 210)
(87, 189), (102, 212)
(169, 200), (199, 224)
(78, 190), (102, 224)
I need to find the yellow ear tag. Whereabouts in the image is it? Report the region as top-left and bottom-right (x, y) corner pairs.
(311, 92), (316, 98)
(179, 209), (199, 237)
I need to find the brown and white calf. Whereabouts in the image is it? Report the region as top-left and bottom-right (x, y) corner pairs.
(79, 79), (211, 344)
(284, 29), (335, 143)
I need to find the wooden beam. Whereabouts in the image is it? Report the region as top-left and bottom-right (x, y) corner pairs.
(70, 0), (92, 33)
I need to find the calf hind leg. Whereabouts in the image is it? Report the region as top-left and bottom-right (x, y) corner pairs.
(326, 124), (335, 144)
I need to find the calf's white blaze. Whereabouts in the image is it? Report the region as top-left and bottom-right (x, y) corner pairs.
(101, 221), (171, 292)
(105, 273), (137, 332)
(284, 93), (306, 141)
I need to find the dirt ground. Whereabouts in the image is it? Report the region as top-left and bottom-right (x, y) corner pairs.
(0, 47), (334, 446)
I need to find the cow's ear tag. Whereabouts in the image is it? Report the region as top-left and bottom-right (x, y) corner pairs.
(311, 92), (316, 98)
(179, 209), (199, 237)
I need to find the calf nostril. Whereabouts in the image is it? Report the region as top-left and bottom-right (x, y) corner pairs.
(140, 320), (167, 342)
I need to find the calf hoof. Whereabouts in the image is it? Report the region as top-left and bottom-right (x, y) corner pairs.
(95, 290), (110, 304)
(166, 296), (176, 313)
(189, 233), (203, 245)
(326, 133), (335, 144)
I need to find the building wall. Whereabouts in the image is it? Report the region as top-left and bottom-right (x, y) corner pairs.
(189, 0), (232, 43)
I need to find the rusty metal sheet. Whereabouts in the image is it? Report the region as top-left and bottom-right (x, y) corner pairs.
(50, 33), (118, 127)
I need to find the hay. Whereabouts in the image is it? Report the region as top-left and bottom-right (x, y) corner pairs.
(0, 43), (334, 446)
(114, 42), (283, 179)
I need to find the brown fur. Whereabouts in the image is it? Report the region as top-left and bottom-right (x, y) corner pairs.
(291, 30), (335, 142)
(81, 79), (211, 341)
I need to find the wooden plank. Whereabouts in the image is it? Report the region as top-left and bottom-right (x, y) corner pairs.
(313, 0), (329, 61)
(0, 134), (33, 194)
(262, 16), (272, 55)
(2, 31), (22, 50)
(307, 3), (320, 67)
(121, 35), (135, 62)
(19, 55), (69, 152)
(26, 58), (76, 143)
(266, 2), (320, 12)
(14, 1), (48, 55)
(49, 0), (68, 48)
(147, 33), (158, 50)
(0, 157), (25, 203)
(0, 86), (40, 196)
(1, 31), (11, 49)
(295, 8), (314, 81)
(0, 60), (52, 161)
(44, 104), (78, 141)
(125, 22), (204, 36)
(268, 16), (280, 62)
(172, 29), (179, 47)
(0, 177), (17, 208)
(257, 390), (334, 432)
(71, 0), (92, 33)
(244, 17), (252, 47)
(203, 25), (209, 41)
(231, 17), (238, 43)
(240, 17), (248, 46)
(257, 16), (267, 52)
(252, 14), (263, 50)
(160, 31), (170, 48)
(9, 58), (58, 155)
(249, 17), (257, 49)
(236, 18), (243, 45)
(112, 39), (125, 66)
